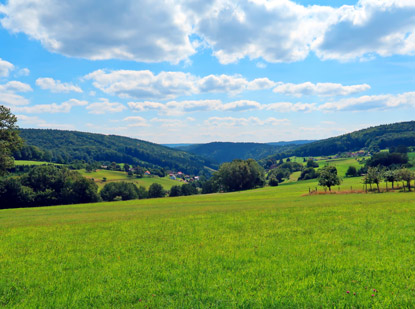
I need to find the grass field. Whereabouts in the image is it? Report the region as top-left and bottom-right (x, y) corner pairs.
(79, 169), (179, 190)
(2, 171), (415, 307)
(14, 160), (59, 166)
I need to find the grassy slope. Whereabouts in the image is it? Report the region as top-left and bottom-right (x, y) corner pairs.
(14, 160), (60, 166)
(79, 169), (179, 190)
(2, 170), (415, 307)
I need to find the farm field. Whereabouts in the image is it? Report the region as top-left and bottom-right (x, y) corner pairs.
(2, 174), (415, 307)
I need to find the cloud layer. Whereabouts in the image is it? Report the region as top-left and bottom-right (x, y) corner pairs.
(1, 0), (414, 63)
(86, 69), (369, 100)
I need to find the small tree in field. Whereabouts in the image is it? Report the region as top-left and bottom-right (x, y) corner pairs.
(366, 166), (383, 193)
(397, 168), (415, 191)
(383, 169), (398, 189)
(318, 166), (341, 191)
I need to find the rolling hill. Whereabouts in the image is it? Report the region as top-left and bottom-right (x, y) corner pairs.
(16, 129), (216, 175)
(177, 141), (313, 163)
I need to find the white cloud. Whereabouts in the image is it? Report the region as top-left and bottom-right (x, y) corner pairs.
(123, 116), (149, 127)
(205, 116), (290, 127)
(0, 81), (32, 106)
(85, 70), (275, 100)
(86, 98), (127, 114)
(222, 100), (262, 112)
(1, 1), (415, 63)
(36, 77), (82, 93)
(17, 68), (30, 76)
(273, 82), (370, 97)
(313, 0), (415, 61)
(13, 99), (87, 113)
(0, 0), (195, 64)
(128, 99), (262, 115)
(265, 102), (317, 113)
(319, 92), (415, 111)
(16, 114), (75, 130)
(0, 58), (14, 77)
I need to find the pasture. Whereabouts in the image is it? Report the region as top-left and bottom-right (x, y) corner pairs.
(1, 174), (415, 307)
(79, 169), (179, 190)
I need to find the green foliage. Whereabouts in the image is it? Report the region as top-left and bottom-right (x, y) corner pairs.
(318, 166), (341, 191)
(0, 105), (23, 176)
(216, 159), (265, 192)
(345, 166), (358, 177)
(366, 152), (408, 168)
(17, 129), (215, 175)
(0, 165), (99, 208)
(169, 185), (182, 197)
(100, 182), (140, 201)
(306, 159), (319, 168)
(148, 183), (166, 198)
(268, 177), (279, 186)
(298, 167), (319, 180)
(181, 183), (198, 196)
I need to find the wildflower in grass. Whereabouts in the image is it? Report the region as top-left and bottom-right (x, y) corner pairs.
(346, 291), (350, 294)
(371, 294), (375, 297)
(353, 293), (356, 295)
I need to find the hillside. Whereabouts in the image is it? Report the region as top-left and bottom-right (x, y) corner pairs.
(177, 141), (312, 163)
(16, 129), (216, 175)
(291, 121), (415, 157)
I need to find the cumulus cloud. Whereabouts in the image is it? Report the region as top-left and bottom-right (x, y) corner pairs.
(86, 98), (126, 114)
(128, 99), (262, 115)
(13, 99), (87, 113)
(0, 0), (195, 63)
(0, 58), (14, 77)
(0, 81), (32, 106)
(314, 0), (415, 61)
(205, 116), (290, 127)
(273, 82), (370, 97)
(196, 0), (334, 64)
(123, 116), (149, 127)
(85, 70), (275, 100)
(1, 1), (415, 63)
(265, 102), (317, 113)
(319, 92), (415, 111)
(36, 77), (83, 93)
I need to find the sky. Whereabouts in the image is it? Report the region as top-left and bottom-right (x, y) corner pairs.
(0, 0), (414, 144)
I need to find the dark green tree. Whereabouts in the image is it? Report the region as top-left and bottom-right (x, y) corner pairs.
(100, 182), (139, 201)
(148, 183), (165, 198)
(169, 185), (182, 197)
(345, 166), (358, 177)
(0, 105), (23, 175)
(318, 166), (341, 191)
(216, 159), (265, 192)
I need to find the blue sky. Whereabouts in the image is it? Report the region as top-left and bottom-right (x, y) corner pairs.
(0, 0), (414, 143)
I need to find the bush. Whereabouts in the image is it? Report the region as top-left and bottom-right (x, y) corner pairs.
(298, 167), (318, 180)
(100, 182), (139, 201)
(268, 177), (279, 186)
(345, 166), (358, 177)
(148, 183), (165, 198)
(169, 185), (182, 197)
(181, 183), (198, 196)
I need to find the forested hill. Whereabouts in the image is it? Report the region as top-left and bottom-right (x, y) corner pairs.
(177, 142), (306, 164)
(289, 121), (415, 157)
(16, 129), (216, 175)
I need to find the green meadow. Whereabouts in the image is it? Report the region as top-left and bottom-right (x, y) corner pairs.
(2, 166), (415, 307)
(78, 169), (179, 190)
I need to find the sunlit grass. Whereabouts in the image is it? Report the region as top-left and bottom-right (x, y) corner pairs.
(2, 173), (415, 307)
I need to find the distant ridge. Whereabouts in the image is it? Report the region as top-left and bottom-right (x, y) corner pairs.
(175, 140), (314, 163)
(17, 129), (216, 174)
